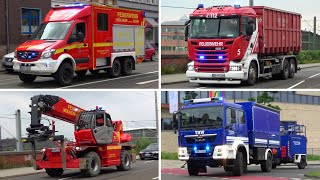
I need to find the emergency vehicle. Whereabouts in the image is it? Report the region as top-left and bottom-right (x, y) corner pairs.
(13, 3), (146, 86)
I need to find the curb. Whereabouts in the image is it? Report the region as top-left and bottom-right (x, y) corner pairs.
(299, 64), (320, 69)
(0, 171), (45, 179)
(304, 174), (320, 179)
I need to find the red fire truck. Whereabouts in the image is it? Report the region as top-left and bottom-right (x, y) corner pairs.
(22, 95), (135, 177)
(185, 4), (301, 86)
(13, 3), (145, 86)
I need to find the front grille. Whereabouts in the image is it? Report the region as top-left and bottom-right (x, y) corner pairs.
(17, 51), (39, 61)
(185, 136), (216, 144)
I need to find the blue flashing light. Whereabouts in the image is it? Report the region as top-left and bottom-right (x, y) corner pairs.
(193, 146), (197, 151)
(218, 97), (224, 101)
(64, 3), (84, 8)
(206, 145), (210, 151)
(218, 56), (223, 59)
(199, 56), (205, 60)
(197, 4), (204, 9)
(234, 2), (241, 8)
(31, 53), (36, 56)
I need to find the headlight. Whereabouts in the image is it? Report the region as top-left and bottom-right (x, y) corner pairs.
(178, 147), (188, 154)
(229, 66), (242, 71)
(139, 151), (143, 154)
(187, 61), (195, 71)
(14, 50), (17, 58)
(152, 151), (158, 154)
(40, 148), (46, 153)
(41, 49), (56, 59)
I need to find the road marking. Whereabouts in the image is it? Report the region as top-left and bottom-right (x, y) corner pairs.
(307, 72), (320, 79)
(59, 71), (158, 89)
(290, 178), (301, 180)
(288, 80), (305, 89)
(152, 177), (159, 179)
(144, 160), (154, 163)
(136, 79), (158, 85)
(196, 87), (207, 89)
(58, 175), (82, 180)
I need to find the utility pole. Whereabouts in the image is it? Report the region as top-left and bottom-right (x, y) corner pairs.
(15, 109), (23, 152)
(154, 91), (159, 143)
(314, 16), (317, 50)
(249, 0), (254, 6)
(0, 126), (1, 140)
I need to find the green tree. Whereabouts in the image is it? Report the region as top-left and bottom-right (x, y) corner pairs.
(248, 92), (281, 110)
(184, 91), (198, 100)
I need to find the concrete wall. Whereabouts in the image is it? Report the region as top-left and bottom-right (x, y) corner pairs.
(0, 151), (41, 165)
(161, 101), (320, 153)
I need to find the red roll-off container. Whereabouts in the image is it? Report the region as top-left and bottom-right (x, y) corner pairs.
(252, 6), (301, 55)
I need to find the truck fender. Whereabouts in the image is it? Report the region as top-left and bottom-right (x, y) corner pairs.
(243, 56), (260, 79)
(54, 54), (76, 73)
(294, 154), (306, 163)
(277, 55), (296, 71)
(264, 148), (272, 160)
(232, 140), (249, 164)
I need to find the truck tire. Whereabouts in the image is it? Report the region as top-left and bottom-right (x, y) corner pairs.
(298, 155), (307, 169)
(289, 60), (296, 78)
(109, 59), (121, 78)
(81, 151), (101, 177)
(45, 168), (63, 177)
(150, 54), (155, 61)
(117, 150), (132, 171)
(244, 62), (257, 86)
(75, 70), (87, 77)
(19, 73), (37, 83)
(54, 62), (74, 86)
(233, 151), (244, 176)
(272, 163), (277, 169)
(224, 165), (233, 172)
(280, 59), (290, 80)
(121, 58), (133, 76)
(261, 152), (272, 172)
(187, 161), (199, 176)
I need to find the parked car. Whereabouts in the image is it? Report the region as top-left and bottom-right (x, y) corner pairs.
(1, 52), (14, 72)
(139, 143), (158, 160)
(145, 42), (156, 61)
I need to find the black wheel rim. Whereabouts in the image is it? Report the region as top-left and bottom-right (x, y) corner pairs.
(284, 61), (289, 77)
(63, 68), (72, 81)
(114, 62), (120, 75)
(290, 62), (295, 76)
(91, 159), (98, 171)
(125, 155), (130, 167)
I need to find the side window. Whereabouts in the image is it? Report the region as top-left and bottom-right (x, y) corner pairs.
(241, 16), (256, 35)
(105, 113), (112, 128)
(69, 22), (86, 43)
(238, 110), (245, 124)
(96, 113), (104, 127)
(226, 108), (237, 125)
(98, 13), (108, 31)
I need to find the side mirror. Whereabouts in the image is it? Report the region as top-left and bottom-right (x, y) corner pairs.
(231, 109), (236, 119)
(173, 113), (178, 134)
(184, 26), (189, 41)
(78, 32), (85, 42)
(246, 19), (254, 36)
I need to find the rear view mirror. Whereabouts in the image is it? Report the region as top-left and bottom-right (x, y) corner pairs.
(184, 26), (189, 41)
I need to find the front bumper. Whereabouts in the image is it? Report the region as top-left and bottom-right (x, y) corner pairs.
(186, 70), (246, 84)
(139, 152), (158, 159)
(13, 58), (59, 75)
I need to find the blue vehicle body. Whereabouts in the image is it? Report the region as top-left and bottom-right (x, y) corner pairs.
(176, 98), (281, 176)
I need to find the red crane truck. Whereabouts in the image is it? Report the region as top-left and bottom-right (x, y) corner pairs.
(13, 3), (146, 86)
(21, 95), (135, 177)
(185, 4), (301, 86)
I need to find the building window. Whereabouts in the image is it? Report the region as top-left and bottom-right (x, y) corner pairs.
(97, 13), (108, 31)
(146, 28), (154, 42)
(162, 118), (173, 130)
(21, 8), (41, 35)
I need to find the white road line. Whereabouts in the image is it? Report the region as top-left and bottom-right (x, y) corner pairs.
(290, 178), (301, 180)
(136, 79), (158, 85)
(152, 177), (159, 179)
(59, 71), (158, 89)
(144, 160), (154, 163)
(58, 175), (82, 180)
(288, 80), (305, 89)
(307, 72), (320, 79)
(196, 87), (207, 89)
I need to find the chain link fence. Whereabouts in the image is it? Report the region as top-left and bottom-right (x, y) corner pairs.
(308, 148), (320, 156)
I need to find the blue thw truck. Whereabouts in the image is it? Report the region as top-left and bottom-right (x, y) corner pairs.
(272, 122), (307, 169)
(173, 98), (303, 176)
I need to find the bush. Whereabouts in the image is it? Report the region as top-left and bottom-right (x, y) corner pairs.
(297, 50), (320, 64)
(134, 138), (152, 154)
(307, 154), (320, 161)
(161, 152), (178, 160)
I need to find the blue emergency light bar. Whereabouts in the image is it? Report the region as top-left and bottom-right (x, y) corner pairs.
(197, 4), (204, 9)
(183, 97), (224, 105)
(63, 3), (85, 8)
(234, 2), (241, 8)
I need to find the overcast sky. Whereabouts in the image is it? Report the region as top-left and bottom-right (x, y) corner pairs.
(0, 91), (156, 140)
(161, 0), (319, 32)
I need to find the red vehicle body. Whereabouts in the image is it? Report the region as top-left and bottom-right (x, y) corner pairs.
(145, 42), (156, 61)
(13, 3), (146, 86)
(185, 4), (301, 86)
(22, 95), (135, 177)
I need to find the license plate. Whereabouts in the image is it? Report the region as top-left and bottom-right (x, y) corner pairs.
(145, 153), (151, 157)
(4, 62), (13, 66)
(20, 66), (31, 72)
(195, 150), (206, 153)
(212, 74), (225, 78)
(51, 148), (60, 152)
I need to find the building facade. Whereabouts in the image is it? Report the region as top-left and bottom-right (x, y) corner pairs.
(161, 91), (320, 153)
(161, 16), (188, 55)
(0, 0), (51, 57)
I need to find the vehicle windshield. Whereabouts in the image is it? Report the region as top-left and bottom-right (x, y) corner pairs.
(180, 106), (223, 130)
(146, 143), (158, 149)
(190, 18), (239, 39)
(75, 112), (94, 130)
(30, 22), (72, 40)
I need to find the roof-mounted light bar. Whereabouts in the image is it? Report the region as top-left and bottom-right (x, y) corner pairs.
(183, 97), (224, 105)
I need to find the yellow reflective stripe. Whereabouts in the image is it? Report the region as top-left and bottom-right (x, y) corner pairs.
(93, 42), (134, 47)
(107, 146), (122, 150)
(94, 43), (113, 47)
(55, 44), (88, 54)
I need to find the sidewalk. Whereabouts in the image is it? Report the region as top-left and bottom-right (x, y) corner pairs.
(0, 167), (45, 179)
(161, 63), (320, 85)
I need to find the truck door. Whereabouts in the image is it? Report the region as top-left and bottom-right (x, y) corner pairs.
(92, 7), (112, 69)
(236, 110), (247, 137)
(93, 112), (113, 144)
(226, 108), (247, 141)
(67, 21), (90, 70)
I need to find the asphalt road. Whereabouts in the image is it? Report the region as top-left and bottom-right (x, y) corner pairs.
(6, 160), (158, 180)
(162, 66), (320, 89)
(0, 61), (158, 89)
(162, 164), (320, 180)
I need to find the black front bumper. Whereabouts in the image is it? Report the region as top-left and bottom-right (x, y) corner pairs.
(139, 152), (158, 159)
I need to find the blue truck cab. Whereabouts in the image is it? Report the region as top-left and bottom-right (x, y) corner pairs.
(273, 122), (307, 169)
(175, 98), (281, 176)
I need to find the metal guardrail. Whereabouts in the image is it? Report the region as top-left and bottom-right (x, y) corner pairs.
(307, 148), (320, 156)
